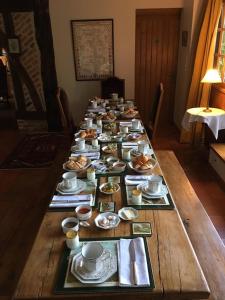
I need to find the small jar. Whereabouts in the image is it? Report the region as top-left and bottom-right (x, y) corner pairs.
(122, 148), (131, 161)
(66, 230), (80, 250)
(87, 167), (96, 182)
(92, 138), (98, 147)
(131, 189), (142, 205)
(97, 119), (102, 127)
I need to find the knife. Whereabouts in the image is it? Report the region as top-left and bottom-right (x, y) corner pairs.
(129, 240), (138, 285)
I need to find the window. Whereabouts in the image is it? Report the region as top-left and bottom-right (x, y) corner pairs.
(214, 3), (225, 81)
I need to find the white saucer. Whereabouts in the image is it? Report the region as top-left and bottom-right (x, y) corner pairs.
(137, 182), (168, 198)
(95, 212), (120, 229)
(71, 250), (117, 284)
(56, 180), (86, 195)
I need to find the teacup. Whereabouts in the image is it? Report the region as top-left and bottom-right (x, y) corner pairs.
(132, 119), (141, 130)
(111, 93), (118, 100)
(81, 242), (110, 272)
(85, 118), (93, 128)
(138, 141), (148, 154)
(148, 175), (162, 194)
(75, 138), (85, 150)
(91, 101), (97, 108)
(62, 172), (77, 189)
(120, 125), (129, 134)
(61, 217), (79, 234)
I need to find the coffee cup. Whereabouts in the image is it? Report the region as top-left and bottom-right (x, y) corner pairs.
(138, 141), (148, 154)
(91, 100), (97, 108)
(148, 175), (162, 194)
(120, 125), (129, 134)
(75, 138), (85, 150)
(81, 242), (110, 272)
(61, 217), (79, 234)
(85, 118), (93, 128)
(62, 172), (77, 189)
(132, 119), (140, 130)
(111, 93), (118, 100)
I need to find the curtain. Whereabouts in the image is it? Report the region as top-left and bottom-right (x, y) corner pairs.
(180, 0), (222, 144)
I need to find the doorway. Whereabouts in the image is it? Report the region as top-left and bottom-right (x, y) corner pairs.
(135, 8), (181, 128)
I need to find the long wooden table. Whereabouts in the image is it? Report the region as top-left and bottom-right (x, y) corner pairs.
(14, 110), (210, 300)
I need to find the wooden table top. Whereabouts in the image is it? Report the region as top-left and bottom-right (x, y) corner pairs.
(14, 108), (210, 300)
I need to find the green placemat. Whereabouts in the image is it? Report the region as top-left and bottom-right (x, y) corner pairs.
(54, 236), (154, 294)
(122, 176), (174, 210)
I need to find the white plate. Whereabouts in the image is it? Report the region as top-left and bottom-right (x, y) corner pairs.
(63, 158), (92, 172)
(118, 207), (138, 220)
(102, 145), (117, 154)
(97, 134), (111, 142)
(71, 249), (117, 283)
(95, 212), (120, 229)
(128, 158), (157, 174)
(56, 179), (87, 195)
(127, 133), (142, 141)
(99, 183), (120, 195)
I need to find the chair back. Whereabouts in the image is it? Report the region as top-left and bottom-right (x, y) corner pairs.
(101, 76), (125, 98)
(56, 87), (75, 133)
(149, 83), (164, 139)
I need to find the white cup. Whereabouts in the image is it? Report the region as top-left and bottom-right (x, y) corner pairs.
(75, 138), (85, 150)
(85, 118), (93, 128)
(91, 101), (97, 108)
(92, 138), (98, 147)
(122, 148), (131, 161)
(111, 93), (118, 100)
(148, 175), (162, 194)
(61, 217), (79, 234)
(120, 125), (129, 134)
(131, 189), (142, 205)
(138, 141), (148, 154)
(96, 119), (102, 127)
(126, 101), (134, 108)
(120, 97), (124, 104)
(132, 119), (140, 130)
(62, 172), (77, 189)
(81, 242), (109, 272)
(119, 106), (125, 112)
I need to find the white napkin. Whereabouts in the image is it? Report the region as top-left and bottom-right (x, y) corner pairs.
(120, 122), (132, 127)
(70, 152), (100, 160)
(87, 107), (106, 113)
(122, 142), (138, 148)
(50, 195), (92, 208)
(125, 175), (151, 185)
(49, 201), (90, 208)
(117, 237), (150, 286)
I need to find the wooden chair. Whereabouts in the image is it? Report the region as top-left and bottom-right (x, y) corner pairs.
(56, 87), (75, 134)
(147, 82), (164, 140)
(101, 76), (125, 98)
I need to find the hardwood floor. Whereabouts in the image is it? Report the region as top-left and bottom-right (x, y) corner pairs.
(152, 125), (225, 244)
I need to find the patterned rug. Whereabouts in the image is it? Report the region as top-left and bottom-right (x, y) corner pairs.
(0, 133), (68, 169)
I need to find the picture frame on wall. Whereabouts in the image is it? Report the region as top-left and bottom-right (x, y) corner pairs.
(71, 19), (114, 81)
(8, 37), (20, 54)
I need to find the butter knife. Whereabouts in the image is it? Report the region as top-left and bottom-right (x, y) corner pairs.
(129, 240), (137, 285)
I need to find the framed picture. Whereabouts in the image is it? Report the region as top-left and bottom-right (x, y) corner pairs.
(131, 222), (152, 236)
(8, 37), (20, 54)
(71, 19), (114, 81)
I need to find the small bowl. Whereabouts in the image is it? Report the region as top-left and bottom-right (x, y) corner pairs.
(75, 205), (92, 221)
(61, 217), (79, 234)
(111, 135), (123, 142)
(106, 156), (119, 165)
(95, 212), (120, 229)
(118, 207), (138, 220)
(112, 161), (126, 172)
(99, 182), (120, 195)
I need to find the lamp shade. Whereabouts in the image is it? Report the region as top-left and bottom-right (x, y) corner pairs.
(201, 69), (222, 83)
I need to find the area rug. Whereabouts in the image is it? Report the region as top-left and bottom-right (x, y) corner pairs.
(0, 133), (68, 169)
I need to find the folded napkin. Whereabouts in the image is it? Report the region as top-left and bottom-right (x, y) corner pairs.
(49, 201), (90, 208)
(70, 152), (100, 160)
(87, 107), (106, 113)
(122, 142), (138, 148)
(50, 194), (93, 208)
(117, 237), (150, 286)
(125, 175), (151, 185)
(120, 122), (132, 127)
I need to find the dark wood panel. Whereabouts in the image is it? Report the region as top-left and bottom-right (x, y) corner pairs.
(135, 9), (181, 127)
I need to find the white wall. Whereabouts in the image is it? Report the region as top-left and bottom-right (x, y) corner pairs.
(49, 0), (183, 125)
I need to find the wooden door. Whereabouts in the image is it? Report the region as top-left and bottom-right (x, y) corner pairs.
(135, 9), (181, 127)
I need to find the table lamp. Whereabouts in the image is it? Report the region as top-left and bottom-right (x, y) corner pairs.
(201, 68), (222, 112)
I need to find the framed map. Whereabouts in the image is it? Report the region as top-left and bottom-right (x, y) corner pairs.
(71, 19), (114, 81)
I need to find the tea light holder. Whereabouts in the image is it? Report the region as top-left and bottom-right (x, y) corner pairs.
(131, 189), (142, 205)
(66, 230), (80, 250)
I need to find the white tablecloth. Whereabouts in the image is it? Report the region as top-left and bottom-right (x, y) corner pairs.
(182, 107), (225, 139)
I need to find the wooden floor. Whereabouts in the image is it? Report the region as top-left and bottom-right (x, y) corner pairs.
(152, 125), (225, 245)
(0, 126), (224, 299)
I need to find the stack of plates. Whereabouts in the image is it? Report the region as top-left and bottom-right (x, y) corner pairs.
(137, 182), (168, 199)
(56, 180), (86, 195)
(70, 249), (117, 284)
